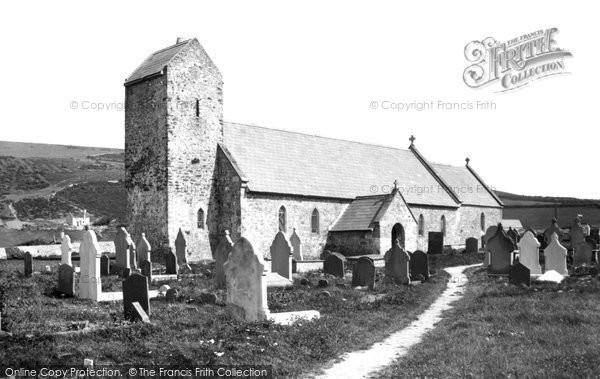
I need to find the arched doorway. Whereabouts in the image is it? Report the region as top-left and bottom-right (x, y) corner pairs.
(391, 223), (405, 250)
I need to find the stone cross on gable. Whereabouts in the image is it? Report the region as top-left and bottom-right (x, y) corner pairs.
(393, 180), (399, 191)
(409, 135), (415, 146)
(465, 157), (470, 166)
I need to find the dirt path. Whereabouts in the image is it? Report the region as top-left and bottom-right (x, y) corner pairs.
(315, 264), (479, 379)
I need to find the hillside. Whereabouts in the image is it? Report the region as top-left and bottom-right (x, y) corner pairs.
(0, 141), (121, 159)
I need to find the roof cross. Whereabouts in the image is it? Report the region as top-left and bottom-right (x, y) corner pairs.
(409, 135), (416, 146)
(465, 157), (470, 166)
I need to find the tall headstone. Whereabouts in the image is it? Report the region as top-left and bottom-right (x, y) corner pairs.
(384, 242), (410, 284)
(23, 252), (33, 277)
(465, 237), (479, 253)
(482, 225), (498, 248)
(487, 224), (514, 275)
(409, 250), (429, 281)
(58, 263), (75, 297)
(427, 232), (443, 254)
(223, 237), (269, 322)
(323, 253), (346, 278)
(215, 230), (234, 289)
(543, 219), (564, 245)
(78, 230), (102, 300)
(573, 241), (593, 266)
(114, 227), (132, 271)
(60, 232), (73, 266)
(140, 260), (152, 283)
(509, 263), (531, 286)
(100, 254), (110, 276)
(290, 228), (303, 261)
(270, 231), (293, 280)
(518, 231), (542, 275)
(136, 233), (151, 266)
(165, 249), (178, 275)
(570, 220), (586, 248)
(544, 232), (568, 276)
(175, 228), (191, 272)
(352, 257), (375, 289)
(123, 273), (150, 321)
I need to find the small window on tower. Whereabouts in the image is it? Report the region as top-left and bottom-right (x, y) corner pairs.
(195, 99), (200, 117)
(197, 208), (205, 229)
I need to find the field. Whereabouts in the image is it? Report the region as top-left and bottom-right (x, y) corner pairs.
(503, 205), (600, 230)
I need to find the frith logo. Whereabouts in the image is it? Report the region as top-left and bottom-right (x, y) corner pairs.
(463, 28), (572, 92)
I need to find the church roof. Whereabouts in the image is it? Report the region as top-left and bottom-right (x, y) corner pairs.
(430, 163), (503, 207)
(222, 122), (464, 207)
(125, 39), (191, 85)
(330, 194), (394, 231)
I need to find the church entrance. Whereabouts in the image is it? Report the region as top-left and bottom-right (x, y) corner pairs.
(391, 223), (405, 250)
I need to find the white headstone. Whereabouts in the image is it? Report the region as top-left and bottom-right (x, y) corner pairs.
(114, 227), (131, 270)
(518, 231), (542, 275)
(78, 229), (102, 300)
(544, 233), (568, 276)
(60, 232), (73, 266)
(290, 228), (303, 261)
(137, 233), (151, 266)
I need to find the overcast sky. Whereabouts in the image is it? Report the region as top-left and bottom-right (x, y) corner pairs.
(0, 1), (596, 199)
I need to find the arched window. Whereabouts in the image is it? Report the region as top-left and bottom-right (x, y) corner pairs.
(278, 206), (287, 233)
(311, 208), (320, 234)
(418, 214), (425, 236)
(441, 215), (446, 237)
(197, 208), (205, 229)
(480, 213), (485, 232)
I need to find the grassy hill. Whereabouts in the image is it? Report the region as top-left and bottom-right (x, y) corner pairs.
(0, 141), (121, 159)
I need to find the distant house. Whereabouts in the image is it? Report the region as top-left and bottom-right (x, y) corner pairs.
(67, 209), (90, 228)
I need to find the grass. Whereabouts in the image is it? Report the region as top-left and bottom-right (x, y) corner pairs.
(376, 266), (600, 378)
(55, 181), (127, 222)
(0, 255), (462, 376)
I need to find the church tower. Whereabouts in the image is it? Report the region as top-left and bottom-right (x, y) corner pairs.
(124, 38), (223, 261)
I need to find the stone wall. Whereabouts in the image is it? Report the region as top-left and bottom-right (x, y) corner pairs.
(325, 230), (377, 256)
(458, 205), (503, 243)
(379, 193), (419, 253)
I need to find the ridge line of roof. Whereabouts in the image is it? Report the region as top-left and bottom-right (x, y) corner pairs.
(465, 164), (504, 207)
(409, 145), (462, 205)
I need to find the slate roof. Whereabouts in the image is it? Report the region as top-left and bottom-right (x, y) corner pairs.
(430, 163), (502, 207)
(125, 39), (191, 85)
(330, 194), (393, 231)
(222, 122), (459, 207)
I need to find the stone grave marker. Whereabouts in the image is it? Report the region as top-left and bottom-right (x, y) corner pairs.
(215, 230), (234, 289)
(78, 230), (102, 300)
(114, 227), (132, 272)
(100, 254), (110, 276)
(60, 232), (73, 266)
(518, 231), (542, 275)
(482, 251), (490, 267)
(384, 242), (410, 284)
(590, 228), (600, 247)
(290, 228), (303, 261)
(487, 224), (514, 275)
(165, 288), (178, 303)
(482, 225), (498, 248)
(320, 250), (332, 260)
(509, 263), (531, 286)
(507, 227), (520, 245)
(544, 232), (568, 276)
(573, 241), (593, 266)
(175, 228), (191, 272)
(409, 250), (429, 281)
(122, 267), (131, 278)
(465, 237), (478, 253)
(270, 231), (293, 280)
(570, 220), (586, 248)
(141, 260), (152, 283)
(23, 252), (33, 277)
(123, 273), (150, 321)
(223, 237), (269, 321)
(543, 219), (565, 245)
(136, 233), (151, 267)
(427, 232), (443, 254)
(131, 302), (150, 323)
(351, 257), (375, 289)
(165, 248), (178, 275)
(58, 263), (75, 297)
(323, 253), (346, 278)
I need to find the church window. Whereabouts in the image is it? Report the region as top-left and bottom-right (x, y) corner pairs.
(278, 206), (287, 233)
(441, 215), (446, 236)
(480, 213), (485, 232)
(197, 208), (205, 229)
(418, 214), (425, 236)
(311, 209), (320, 234)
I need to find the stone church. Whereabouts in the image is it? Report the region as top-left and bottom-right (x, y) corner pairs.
(124, 38), (503, 262)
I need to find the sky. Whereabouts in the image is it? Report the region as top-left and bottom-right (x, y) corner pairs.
(0, 1), (597, 199)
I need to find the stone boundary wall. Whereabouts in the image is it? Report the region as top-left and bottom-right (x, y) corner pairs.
(0, 241), (115, 259)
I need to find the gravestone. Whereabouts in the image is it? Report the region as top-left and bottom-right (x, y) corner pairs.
(320, 250), (332, 260)
(323, 253), (345, 278)
(223, 237), (269, 321)
(131, 302), (150, 323)
(573, 241), (593, 266)
(409, 250), (429, 281)
(384, 242), (410, 284)
(114, 227), (132, 272)
(78, 230), (102, 300)
(544, 232), (568, 276)
(140, 260), (152, 283)
(215, 230), (234, 289)
(60, 232), (73, 265)
(483, 251), (490, 267)
(518, 231), (542, 275)
(136, 233), (151, 266)
(570, 220), (586, 248)
(507, 228), (520, 245)
(509, 263), (531, 286)
(536, 233), (548, 250)
(165, 288), (178, 303)
(100, 254), (110, 276)
(290, 228), (303, 261)
(123, 273), (150, 321)
(165, 249), (178, 275)
(590, 228), (600, 247)
(465, 237), (478, 253)
(23, 252), (33, 277)
(543, 219), (565, 245)
(122, 267), (131, 278)
(487, 224), (514, 275)
(427, 232), (443, 254)
(58, 264), (75, 297)
(352, 257), (375, 289)
(482, 225), (498, 248)
(270, 231), (293, 280)
(175, 228), (191, 272)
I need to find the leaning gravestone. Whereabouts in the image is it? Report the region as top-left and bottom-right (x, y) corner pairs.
(487, 224), (514, 275)
(570, 220), (586, 248)
(23, 252), (33, 277)
(165, 249), (178, 275)
(544, 232), (568, 276)
(352, 257), (375, 289)
(140, 260), (152, 283)
(384, 242), (410, 284)
(409, 250), (429, 281)
(290, 228), (303, 261)
(100, 254), (110, 276)
(323, 253), (346, 278)
(518, 231), (542, 275)
(215, 230), (234, 289)
(270, 231), (293, 280)
(509, 263), (531, 286)
(465, 237), (478, 253)
(428, 232), (443, 254)
(78, 230), (102, 300)
(60, 232), (73, 265)
(223, 237), (269, 322)
(123, 273), (150, 321)
(136, 233), (151, 267)
(175, 228), (191, 272)
(573, 241), (593, 266)
(114, 227), (132, 272)
(58, 264), (76, 297)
